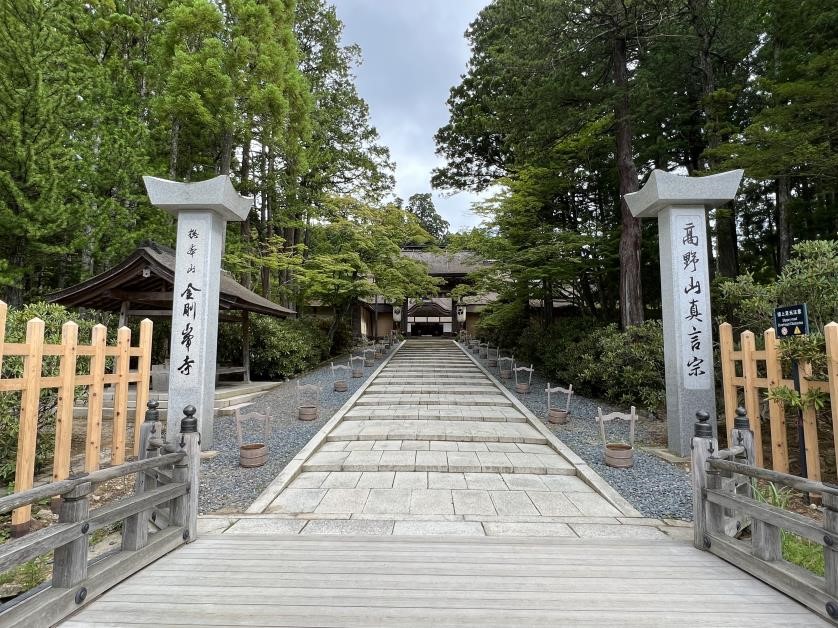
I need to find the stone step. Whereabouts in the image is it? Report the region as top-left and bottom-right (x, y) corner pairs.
(365, 386), (500, 395)
(301, 449), (574, 475)
(344, 405), (525, 422)
(328, 419), (545, 444)
(354, 394), (513, 407)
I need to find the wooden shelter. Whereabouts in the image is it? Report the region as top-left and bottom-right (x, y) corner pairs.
(48, 242), (294, 380)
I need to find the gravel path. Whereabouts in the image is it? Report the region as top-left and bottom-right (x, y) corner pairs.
(468, 349), (693, 521)
(198, 355), (375, 514)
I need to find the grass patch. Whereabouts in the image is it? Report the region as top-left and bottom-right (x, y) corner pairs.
(753, 481), (825, 576)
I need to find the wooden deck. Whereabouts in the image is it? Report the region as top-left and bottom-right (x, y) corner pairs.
(64, 534), (826, 627)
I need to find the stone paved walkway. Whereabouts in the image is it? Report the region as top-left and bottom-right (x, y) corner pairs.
(202, 339), (691, 539)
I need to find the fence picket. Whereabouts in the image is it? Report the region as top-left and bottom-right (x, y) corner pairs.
(133, 319), (153, 456)
(111, 326), (132, 465)
(53, 321), (79, 482)
(763, 328), (789, 473)
(719, 323), (738, 446)
(826, 322), (838, 478)
(740, 331), (764, 467)
(797, 359), (822, 483)
(11, 318), (45, 534)
(85, 324), (108, 472)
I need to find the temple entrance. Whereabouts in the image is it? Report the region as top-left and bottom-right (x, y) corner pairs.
(411, 322), (444, 336)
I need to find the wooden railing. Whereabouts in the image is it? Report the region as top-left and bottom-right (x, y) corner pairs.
(0, 403), (200, 628)
(692, 409), (838, 624)
(0, 302), (153, 534)
(718, 321), (838, 479)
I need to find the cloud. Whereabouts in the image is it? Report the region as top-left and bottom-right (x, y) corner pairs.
(334, 0), (490, 231)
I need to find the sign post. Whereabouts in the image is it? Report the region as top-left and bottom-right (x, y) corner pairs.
(774, 303), (811, 481)
(143, 175), (251, 447)
(625, 169), (744, 456)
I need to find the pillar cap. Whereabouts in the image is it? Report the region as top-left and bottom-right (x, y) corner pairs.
(143, 175), (252, 221)
(625, 169), (744, 218)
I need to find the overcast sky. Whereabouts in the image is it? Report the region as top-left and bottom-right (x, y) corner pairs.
(334, 0), (490, 232)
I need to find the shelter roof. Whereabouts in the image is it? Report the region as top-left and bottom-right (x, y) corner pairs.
(48, 242), (295, 318)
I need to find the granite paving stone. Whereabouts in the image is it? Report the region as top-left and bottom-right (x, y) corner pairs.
(321, 472), (361, 488)
(314, 488), (370, 513)
(489, 491), (539, 516)
(452, 490), (496, 515)
(410, 489), (455, 515)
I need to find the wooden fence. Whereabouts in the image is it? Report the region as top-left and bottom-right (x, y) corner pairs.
(0, 407), (200, 627)
(719, 321), (838, 482)
(691, 414), (838, 623)
(0, 302), (152, 533)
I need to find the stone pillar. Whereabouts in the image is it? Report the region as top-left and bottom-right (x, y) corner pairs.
(625, 169), (743, 456)
(143, 175), (251, 447)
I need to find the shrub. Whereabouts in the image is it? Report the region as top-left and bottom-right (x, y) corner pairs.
(248, 316), (331, 380)
(474, 300), (528, 351)
(578, 320), (666, 414)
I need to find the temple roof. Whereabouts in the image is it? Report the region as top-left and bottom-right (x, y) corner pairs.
(400, 249), (486, 276)
(48, 242), (295, 318)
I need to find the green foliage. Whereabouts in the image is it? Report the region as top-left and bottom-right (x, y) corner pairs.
(718, 241), (838, 328)
(476, 311), (664, 414)
(0, 303), (110, 484)
(766, 386), (828, 412)
(578, 321), (667, 414)
(247, 316), (331, 381)
(752, 482), (825, 576)
(0, 554), (50, 590)
(404, 194), (449, 244)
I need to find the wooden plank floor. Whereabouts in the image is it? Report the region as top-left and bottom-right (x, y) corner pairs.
(63, 534), (827, 627)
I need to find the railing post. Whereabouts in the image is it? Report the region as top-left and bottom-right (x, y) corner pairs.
(52, 477), (92, 595)
(824, 487), (838, 619)
(732, 407), (755, 498)
(692, 411), (717, 550)
(122, 401), (159, 551)
(179, 405), (201, 543)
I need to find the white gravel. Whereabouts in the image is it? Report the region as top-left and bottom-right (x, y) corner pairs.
(198, 354), (377, 514)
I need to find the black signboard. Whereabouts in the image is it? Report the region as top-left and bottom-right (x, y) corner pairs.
(774, 304), (809, 338)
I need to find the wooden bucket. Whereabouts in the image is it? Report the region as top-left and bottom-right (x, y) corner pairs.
(604, 444), (634, 468)
(374, 351), (382, 359)
(352, 368), (363, 378)
(334, 380), (348, 392)
(239, 443), (267, 468)
(364, 358), (374, 367)
(479, 349), (488, 359)
(547, 408), (569, 424)
(488, 359), (498, 367)
(500, 369), (512, 379)
(515, 382), (530, 394)
(298, 405), (318, 421)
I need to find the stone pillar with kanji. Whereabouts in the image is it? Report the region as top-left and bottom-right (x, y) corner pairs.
(143, 175), (251, 447)
(624, 169), (744, 456)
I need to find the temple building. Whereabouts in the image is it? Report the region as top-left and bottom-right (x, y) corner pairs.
(352, 248), (493, 338)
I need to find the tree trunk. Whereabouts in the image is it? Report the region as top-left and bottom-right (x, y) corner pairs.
(543, 280), (553, 328)
(612, 29), (643, 328)
(776, 175), (791, 270)
(169, 119), (180, 179)
(239, 137), (252, 289)
(219, 128), (233, 175)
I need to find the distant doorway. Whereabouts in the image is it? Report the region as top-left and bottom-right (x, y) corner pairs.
(411, 322), (443, 336)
